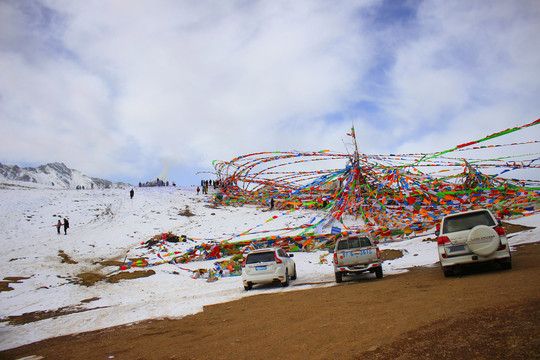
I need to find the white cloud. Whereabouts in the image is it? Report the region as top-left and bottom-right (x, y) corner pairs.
(0, 0), (538, 184)
(46, 1), (375, 176)
(382, 0), (540, 145)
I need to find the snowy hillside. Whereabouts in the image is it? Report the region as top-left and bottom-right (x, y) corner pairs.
(0, 185), (538, 351)
(0, 162), (131, 189)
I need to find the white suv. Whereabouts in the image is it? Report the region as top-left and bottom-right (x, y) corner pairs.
(241, 248), (297, 290)
(437, 209), (512, 277)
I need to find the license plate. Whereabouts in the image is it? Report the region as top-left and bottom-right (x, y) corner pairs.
(352, 265), (366, 270)
(255, 266), (267, 271)
(353, 249), (372, 256)
(449, 245), (466, 253)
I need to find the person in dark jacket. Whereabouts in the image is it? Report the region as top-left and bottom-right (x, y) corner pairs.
(130, 189), (134, 199)
(63, 218), (69, 235)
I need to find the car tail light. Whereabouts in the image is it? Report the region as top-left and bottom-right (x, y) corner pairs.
(494, 226), (506, 236)
(275, 253), (283, 264)
(241, 259), (246, 268)
(333, 253), (338, 264)
(437, 236), (450, 246)
(376, 247), (381, 260)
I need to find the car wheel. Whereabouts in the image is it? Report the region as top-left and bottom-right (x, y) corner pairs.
(281, 269), (290, 287)
(467, 225), (500, 257)
(500, 258), (512, 270)
(335, 271), (342, 283)
(375, 266), (383, 279)
(244, 282), (252, 291)
(442, 266), (454, 277)
(291, 264), (297, 280)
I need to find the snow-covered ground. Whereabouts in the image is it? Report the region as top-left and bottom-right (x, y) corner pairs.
(0, 182), (538, 350)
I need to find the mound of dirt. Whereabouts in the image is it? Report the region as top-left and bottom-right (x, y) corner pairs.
(107, 270), (155, 283)
(179, 205), (195, 217)
(380, 249), (404, 261)
(58, 250), (77, 264)
(75, 273), (105, 287)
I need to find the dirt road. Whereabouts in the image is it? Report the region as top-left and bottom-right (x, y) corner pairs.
(2, 243), (539, 360)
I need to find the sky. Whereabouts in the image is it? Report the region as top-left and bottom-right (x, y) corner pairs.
(1, 0), (539, 186)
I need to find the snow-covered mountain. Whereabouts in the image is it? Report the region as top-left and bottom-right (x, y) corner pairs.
(0, 162), (131, 189)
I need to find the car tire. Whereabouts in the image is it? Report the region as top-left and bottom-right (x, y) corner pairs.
(467, 225), (500, 257)
(244, 282), (253, 291)
(500, 258), (512, 270)
(291, 264), (297, 280)
(281, 269), (290, 287)
(335, 271), (343, 283)
(442, 266), (454, 277)
(375, 266), (383, 279)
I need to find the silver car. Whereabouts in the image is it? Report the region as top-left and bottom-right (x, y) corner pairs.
(333, 233), (383, 282)
(241, 248), (297, 290)
(437, 209), (512, 277)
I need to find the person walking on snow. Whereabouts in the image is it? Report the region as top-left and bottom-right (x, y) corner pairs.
(130, 189), (134, 199)
(56, 219), (62, 234)
(63, 218), (69, 235)
(197, 186), (200, 195)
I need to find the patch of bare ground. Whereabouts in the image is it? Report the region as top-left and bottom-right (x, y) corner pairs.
(107, 269), (155, 283)
(95, 260), (124, 267)
(358, 299), (540, 360)
(75, 269), (155, 286)
(0, 305), (109, 326)
(0, 277), (30, 292)
(58, 250), (77, 264)
(179, 205), (195, 217)
(2, 243), (539, 360)
(80, 297), (100, 303)
(502, 221), (535, 234)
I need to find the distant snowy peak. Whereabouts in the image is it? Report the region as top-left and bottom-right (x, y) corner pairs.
(0, 162), (131, 189)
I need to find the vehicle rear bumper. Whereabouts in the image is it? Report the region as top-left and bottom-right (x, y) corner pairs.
(334, 262), (381, 274)
(242, 268), (286, 285)
(439, 248), (511, 267)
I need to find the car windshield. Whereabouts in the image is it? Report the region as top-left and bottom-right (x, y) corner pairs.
(337, 237), (371, 250)
(443, 211), (496, 234)
(246, 252), (275, 264)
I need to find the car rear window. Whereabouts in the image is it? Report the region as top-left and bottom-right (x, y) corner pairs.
(443, 211), (496, 234)
(246, 252), (275, 264)
(336, 237), (371, 250)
